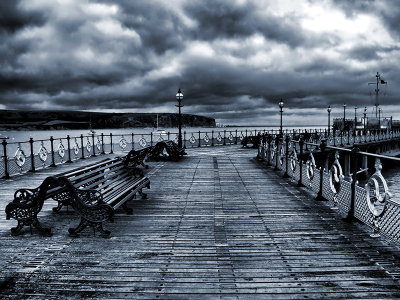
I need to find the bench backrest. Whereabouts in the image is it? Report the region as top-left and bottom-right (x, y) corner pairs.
(44, 158), (125, 199)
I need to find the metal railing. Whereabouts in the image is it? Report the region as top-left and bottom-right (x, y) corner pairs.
(2, 127), (399, 179)
(257, 134), (400, 243)
(0, 128), (306, 179)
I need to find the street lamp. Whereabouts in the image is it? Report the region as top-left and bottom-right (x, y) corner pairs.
(343, 103), (346, 133)
(279, 99), (284, 137)
(363, 107), (367, 134)
(327, 105), (332, 136)
(354, 106), (357, 136)
(176, 88), (184, 148)
(378, 108), (382, 131)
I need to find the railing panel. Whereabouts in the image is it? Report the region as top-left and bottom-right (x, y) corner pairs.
(354, 185), (372, 225)
(335, 179), (352, 216)
(377, 201), (400, 240)
(322, 170), (334, 202)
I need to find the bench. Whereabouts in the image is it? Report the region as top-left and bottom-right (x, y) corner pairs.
(149, 140), (186, 161)
(5, 156), (150, 237)
(122, 146), (154, 176)
(241, 134), (261, 148)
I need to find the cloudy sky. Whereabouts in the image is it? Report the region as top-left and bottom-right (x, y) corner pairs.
(1, 0), (399, 125)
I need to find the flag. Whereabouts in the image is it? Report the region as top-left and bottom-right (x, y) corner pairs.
(381, 79), (387, 84)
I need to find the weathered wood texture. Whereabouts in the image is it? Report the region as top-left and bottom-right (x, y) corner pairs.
(1, 146), (400, 299)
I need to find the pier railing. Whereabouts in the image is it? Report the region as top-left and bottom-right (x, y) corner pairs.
(258, 134), (400, 243)
(0, 128), (309, 178)
(2, 127), (399, 179)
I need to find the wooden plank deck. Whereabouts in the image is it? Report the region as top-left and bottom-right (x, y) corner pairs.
(1, 146), (400, 299)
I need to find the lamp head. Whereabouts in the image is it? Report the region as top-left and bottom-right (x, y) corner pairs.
(176, 88), (183, 101)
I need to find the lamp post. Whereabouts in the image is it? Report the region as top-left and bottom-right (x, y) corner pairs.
(176, 88), (184, 148)
(343, 103), (346, 133)
(279, 99), (284, 137)
(363, 107), (367, 134)
(354, 106), (357, 137)
(327, 105), (332, 136)
(378, 108), (381, 132)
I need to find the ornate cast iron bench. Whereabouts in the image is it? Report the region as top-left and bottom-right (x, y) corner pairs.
(149, 140), (186, 161)
(5, 157), (150, 237)
(241, 134), (262, 148)
(122, 146), (154, 176)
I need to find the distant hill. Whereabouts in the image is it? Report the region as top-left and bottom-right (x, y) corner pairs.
(0, 110), (216, 130)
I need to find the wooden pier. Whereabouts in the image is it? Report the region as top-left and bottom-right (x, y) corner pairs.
(1, 146), (400, 299)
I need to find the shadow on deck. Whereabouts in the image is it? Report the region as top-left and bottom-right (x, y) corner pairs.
(1, 146), (400, 299)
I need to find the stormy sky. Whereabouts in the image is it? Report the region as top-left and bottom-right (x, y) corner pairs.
(1, 0), (400, 125)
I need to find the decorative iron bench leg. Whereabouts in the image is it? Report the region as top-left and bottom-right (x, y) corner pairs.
(10, 220), (25, 236)
(32, 217), (52, 236)
(69, 218), (111, 238)
(122, 202), (134, 214)
(95, 222), (111, 238)
(11, 217), (52, 237)
(138, 188), (147, 199)
(52, 202), (64, 213)
(68, 218), (88, 237)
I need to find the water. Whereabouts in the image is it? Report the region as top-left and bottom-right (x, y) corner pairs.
(0, 125), (324, 143)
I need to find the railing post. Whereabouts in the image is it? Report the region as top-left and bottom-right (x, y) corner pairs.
(346, 147), (360, 221)
(315, 139), (327, 201)
(235, 129), (238, 144)
(274, 136), (280, 171)
(246, 129), (248, 138)
(344, 152), (351, 179)
(266, 136), (272, 166)
(340, 131), (343, 146)
(50, 136), (56, 167)
(66, 135), (72, 163)
(259, 134), (266, 161)
(80, 134), (85, 159)
(101, 133), (105, 154)
(183, 131), (186, 148)
(110, 133), (113, 154)
(297, 139), (304, 187)
(167, 131), (170, 141)
(92, 134), (96, 157)
(223, 130), (226, 146)
(198, 131), (201, 147)
(29, 137), (35, 172)
(131, 133), (134, 150)
(333, 130), (336, 147)
(211, 130), (214, 147)
(150, 132), (153, 147)
(2, 139), (10, 179)
(347, 130), (350, 145)
(283, 135), (290, 178)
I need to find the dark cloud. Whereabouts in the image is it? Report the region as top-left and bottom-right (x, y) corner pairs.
(0, 1), (46, 33)
(184, 0), (335, 48)
(0, 0), (399, 126)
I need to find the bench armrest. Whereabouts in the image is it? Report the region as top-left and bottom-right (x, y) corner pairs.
(75, 189), (104, 206)
(71, 189), (114, 223)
